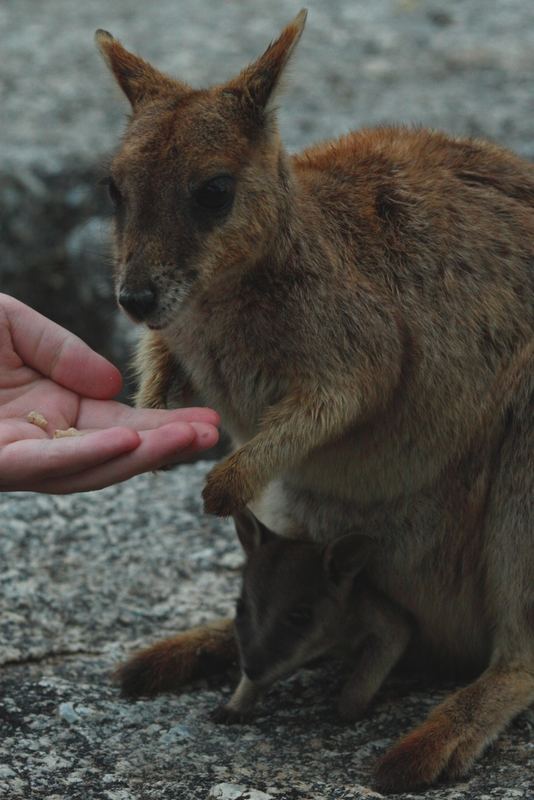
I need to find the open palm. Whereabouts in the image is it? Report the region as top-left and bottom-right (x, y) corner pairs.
(0, 295), (219, 493)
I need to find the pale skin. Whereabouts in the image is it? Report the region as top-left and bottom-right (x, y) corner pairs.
(0, 294), (220, 493)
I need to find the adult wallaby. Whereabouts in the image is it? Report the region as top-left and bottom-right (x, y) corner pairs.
(212, 509), (412, 725)
(96, 10), (533, 792)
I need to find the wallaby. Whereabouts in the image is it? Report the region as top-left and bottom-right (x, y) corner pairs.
(212, 509), (412, 724)
(96, 10), (534, 792)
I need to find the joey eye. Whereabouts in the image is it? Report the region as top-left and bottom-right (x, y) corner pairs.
(287, 606), (314, 627)
(192, 175), (235, 212)
(102, 176), (123, 209)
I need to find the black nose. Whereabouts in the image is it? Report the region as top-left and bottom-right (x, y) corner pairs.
(118, 284), (157, 321)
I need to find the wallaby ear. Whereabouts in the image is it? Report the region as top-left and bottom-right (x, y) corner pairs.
(227, 9), (307, 114)
(233, 508), (276, 556)
(323, 534), (375, 585)
(95, 29), (188, 109)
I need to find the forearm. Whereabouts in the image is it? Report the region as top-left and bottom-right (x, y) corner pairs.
(203, 374), (391, 515)
(240, 384), (363, 483)
(235, 308), (404, 483)
(203, 299), (404, 516)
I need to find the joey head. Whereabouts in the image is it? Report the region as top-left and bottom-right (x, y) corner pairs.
(212, 509), (411, 723)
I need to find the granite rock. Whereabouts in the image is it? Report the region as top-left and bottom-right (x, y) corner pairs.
(0, 464), (532, 800)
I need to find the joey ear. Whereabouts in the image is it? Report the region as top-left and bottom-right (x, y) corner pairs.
(233, 508), (276, 556)
(227, 9), (307, 115)
(323, 534), (375, 585)
(95, 30), (189, 109)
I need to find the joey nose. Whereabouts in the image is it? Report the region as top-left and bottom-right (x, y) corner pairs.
(118, 284), (158, 321)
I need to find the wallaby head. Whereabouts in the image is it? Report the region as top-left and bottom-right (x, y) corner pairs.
(95, 11), (307, 329)
(232, 508), (374, 686)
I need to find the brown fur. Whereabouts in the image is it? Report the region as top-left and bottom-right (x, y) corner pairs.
(116, 618), (237, 697)
(97, 11), (533, 791)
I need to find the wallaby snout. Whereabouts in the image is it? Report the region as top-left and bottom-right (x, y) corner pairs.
(118, 282), (158, 323)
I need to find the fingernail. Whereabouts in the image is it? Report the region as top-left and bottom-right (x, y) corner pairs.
(190, 422), (219, 444)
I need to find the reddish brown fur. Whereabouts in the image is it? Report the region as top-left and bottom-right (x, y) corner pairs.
(375, 664), (534, 791)
(97, 12), (533, 792)
(116, 619), (237, 697)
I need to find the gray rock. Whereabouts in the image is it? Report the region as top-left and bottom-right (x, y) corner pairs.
(57, 702), (81, 725)
(208, 784), (274, 800)
(0, 464), (532, 799)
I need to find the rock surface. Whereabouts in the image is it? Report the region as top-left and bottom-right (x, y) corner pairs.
(1, 1), (533, 798)
(1, 464), (533, 800)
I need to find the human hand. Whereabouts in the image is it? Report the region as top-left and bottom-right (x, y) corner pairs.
(0, 294), (219, 493)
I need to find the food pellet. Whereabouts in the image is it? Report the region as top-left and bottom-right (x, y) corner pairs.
(53, 427), (81, 438)
(27, 411), (48, 430)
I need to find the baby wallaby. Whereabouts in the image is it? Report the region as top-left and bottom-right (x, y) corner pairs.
(214, 509), (412, 723)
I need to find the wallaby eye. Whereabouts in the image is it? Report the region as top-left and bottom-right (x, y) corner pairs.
(192, 175), (235, 212)
(104, 176), (123, 209)
(287, 606), (313, 627)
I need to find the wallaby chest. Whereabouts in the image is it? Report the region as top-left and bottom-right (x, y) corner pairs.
(166, 279), (295, 441)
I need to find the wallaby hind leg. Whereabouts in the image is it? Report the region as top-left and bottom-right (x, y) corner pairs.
(374, 661), (534, 792)
(376, 347), (534, 792)
(116, 618), (238, 697)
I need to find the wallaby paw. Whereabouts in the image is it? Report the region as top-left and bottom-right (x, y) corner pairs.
(202, 457), (255, 516)
(373, 718), (457, 793)
(210, 703), (253, 725)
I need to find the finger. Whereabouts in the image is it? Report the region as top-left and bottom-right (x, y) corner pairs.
(27, 421), (218, 494)
(0, 418), (49, 446)
(0, 427), (140, 490)
(0, 294), (123, 400)
(174, 421), (220, 458)
(77, 398), (221, 431)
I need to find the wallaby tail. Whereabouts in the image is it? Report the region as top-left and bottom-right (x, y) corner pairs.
(115, 617), (237, 697)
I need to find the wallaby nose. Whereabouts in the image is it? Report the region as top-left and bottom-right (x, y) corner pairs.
(118, 284), (158, 321)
